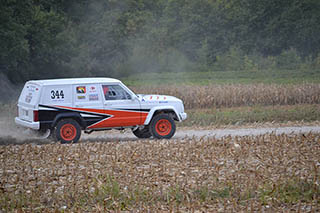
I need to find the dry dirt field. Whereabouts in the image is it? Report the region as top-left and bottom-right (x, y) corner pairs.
(1, 130), (320, 212)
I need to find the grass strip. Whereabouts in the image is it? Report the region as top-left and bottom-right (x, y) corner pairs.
(121, 69), (320, 86)
(183, 104), (320, 127)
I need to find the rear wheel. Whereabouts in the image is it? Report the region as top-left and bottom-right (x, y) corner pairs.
(55, 119), (81, 144)
(132, 126), (152, 138)
(149, 114), (176, 139)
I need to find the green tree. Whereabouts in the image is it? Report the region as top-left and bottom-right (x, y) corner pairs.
(0, 0), (75, 82)
(0, 0), (32, 82)
(226, 0), (320, 57)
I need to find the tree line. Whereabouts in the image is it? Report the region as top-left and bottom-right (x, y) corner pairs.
(1, 0), (320, 83)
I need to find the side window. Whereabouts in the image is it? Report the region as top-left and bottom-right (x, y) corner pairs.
(102, 85), (131, 101)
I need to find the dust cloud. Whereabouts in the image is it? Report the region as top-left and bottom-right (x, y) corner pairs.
(0, 122), (53, 145)
(0, 109), (48, 145)
(0, 73), (21, 103)
(0, 75), (47, 144)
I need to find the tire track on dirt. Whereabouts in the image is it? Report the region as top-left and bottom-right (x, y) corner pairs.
(1, 125), (320, 145)
(81, 126), (320, 141)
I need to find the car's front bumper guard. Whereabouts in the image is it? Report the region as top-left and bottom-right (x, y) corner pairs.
(179, 112), (187, 121)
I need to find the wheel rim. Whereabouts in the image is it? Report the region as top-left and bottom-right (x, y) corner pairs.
(155, 119), (172, 136)
(60, 124), (76, 141)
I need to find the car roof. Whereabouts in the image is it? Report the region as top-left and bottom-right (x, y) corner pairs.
(27, 78), (121, 86)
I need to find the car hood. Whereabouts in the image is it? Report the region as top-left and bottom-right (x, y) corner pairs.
(137, 94), (182, 103)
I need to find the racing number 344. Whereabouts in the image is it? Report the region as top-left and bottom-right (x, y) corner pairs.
(51, 90), (64, 99)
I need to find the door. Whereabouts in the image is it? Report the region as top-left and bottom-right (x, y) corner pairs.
(72, 84), (105, 128)
(95, 84), (143, 128)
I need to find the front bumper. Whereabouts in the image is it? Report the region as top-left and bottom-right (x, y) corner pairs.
(179, 112), (187, 121)
(15, 117), (40, 130)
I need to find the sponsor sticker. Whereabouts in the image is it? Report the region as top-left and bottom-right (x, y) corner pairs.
(25, 93), (32, 103)
(76, 86), (86, 94)
(89, 94), (99, 101)
(27, 85), (36, 92)
(89, 86), (97, 93)
(77, 95), (86, 100)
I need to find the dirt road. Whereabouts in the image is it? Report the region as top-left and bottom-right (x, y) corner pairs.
(1, 120), (320, 145)
(175, 126), (320, 138)
(80, 125), (320, 141)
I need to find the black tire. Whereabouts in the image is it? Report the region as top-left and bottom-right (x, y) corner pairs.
(132, 126), (152, 138)
(55, 119), (81, 144)
(149, 114), (176, 139)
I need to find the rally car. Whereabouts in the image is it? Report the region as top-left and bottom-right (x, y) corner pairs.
(15, 78), (187, 143)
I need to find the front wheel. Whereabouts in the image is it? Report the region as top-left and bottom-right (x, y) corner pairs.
(149, 114), (176, 139)
(55, 119), (81, 144)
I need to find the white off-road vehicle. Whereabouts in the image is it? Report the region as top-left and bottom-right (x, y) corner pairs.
(15, 78), (187, 143)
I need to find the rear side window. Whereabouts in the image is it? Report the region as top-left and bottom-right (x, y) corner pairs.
(19, 83), (40, 105)
(102, 85), (131, 101)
